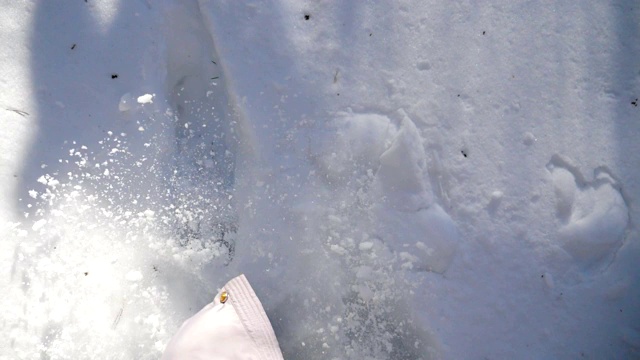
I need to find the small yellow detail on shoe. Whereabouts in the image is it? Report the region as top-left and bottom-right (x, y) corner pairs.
(220, 291), (228, 304)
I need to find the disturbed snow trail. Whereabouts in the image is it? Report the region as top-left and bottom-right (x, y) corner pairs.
(195, 1), (459, 358)
(3, 1), (454, 358)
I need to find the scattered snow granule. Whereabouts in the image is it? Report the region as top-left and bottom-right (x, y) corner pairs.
(38, 174), (60, 187)
(103, 169), (110, 176)
(125, 270), (143, 282)
(138, 126), (145, 131)
(28, 190), (38, 199)
(32, 219), (47, 231)
(137, 93), (155, 104)
(523, 132), (536, 146)
(400, 252), (418, 262)
(359, 241), (374, 251)
(330, 244), (347, 255)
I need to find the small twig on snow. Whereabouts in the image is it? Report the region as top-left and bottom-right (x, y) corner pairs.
(5, 108), (29, 117)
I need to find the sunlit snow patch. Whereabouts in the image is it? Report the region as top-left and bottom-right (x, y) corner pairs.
(85, 0), (122, 34)
(7, 119), (236, 358)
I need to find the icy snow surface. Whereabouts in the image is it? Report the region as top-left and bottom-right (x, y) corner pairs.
(1, 0), (639, 359)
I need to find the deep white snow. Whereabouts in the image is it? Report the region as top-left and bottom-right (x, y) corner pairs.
(1, 1), (639, 359)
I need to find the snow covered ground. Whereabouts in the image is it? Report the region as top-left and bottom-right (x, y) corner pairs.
(1, 0), (639, 359)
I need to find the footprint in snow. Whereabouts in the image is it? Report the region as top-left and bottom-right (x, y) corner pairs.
(372, 111), (459, 274)
(547, 155), (629, 269)
(315, 110), (459, 274)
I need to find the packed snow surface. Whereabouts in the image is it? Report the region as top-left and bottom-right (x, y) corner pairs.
(1, 1), (639, 359)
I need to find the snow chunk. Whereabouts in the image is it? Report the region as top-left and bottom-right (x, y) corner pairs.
(488, 190), (503, 212)
(137, 93), (155, 104)
(37, 174), (59, 187)
(522, 132), (536, 146)
(330, 244), (347, 256)
(374, 113), (433, 211)
(125, 270), (143, 282)
(359, 241), (374, 251)
(32, 219), (47, 231)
